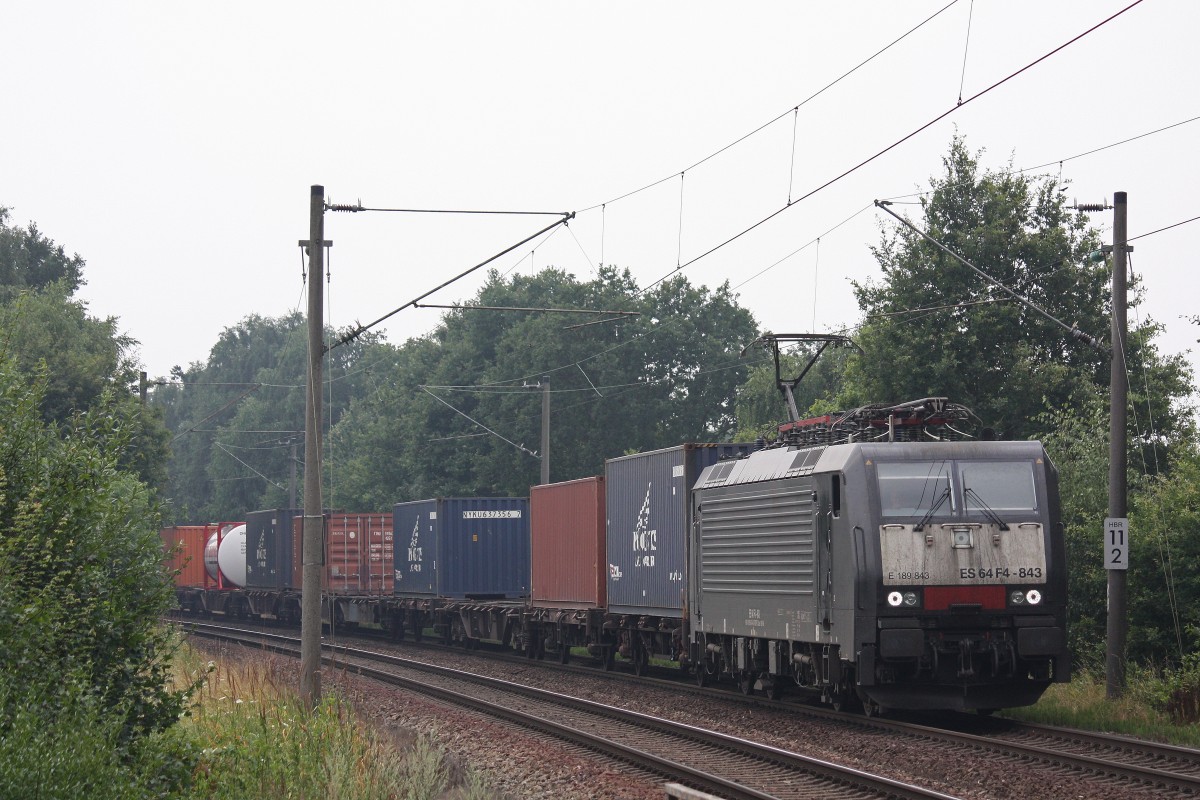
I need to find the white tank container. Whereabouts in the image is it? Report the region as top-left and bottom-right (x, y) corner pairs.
(203, 523), (247, 587)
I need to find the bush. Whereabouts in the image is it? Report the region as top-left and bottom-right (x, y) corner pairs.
(1129, 653), (1200, 725)
(0, 359), (193, 794)
(0, 671), (197, 799)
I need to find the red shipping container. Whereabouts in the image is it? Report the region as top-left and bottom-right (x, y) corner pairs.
(325, 513), (394, 594)
(531, 477), (606, 609)
(161, 525), (210, 588)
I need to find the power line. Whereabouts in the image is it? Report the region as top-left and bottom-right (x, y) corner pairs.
(330, 213), (574, 351)
(874, 199), (1105, 351)
(212, 441), (287, 491)
(634, 0), (1145, 298)
(879, 114), (1200, 207)
(419, 385), (539, 458)
(330, 203), (569, 216)
(1022, 115), (1200, 174)
(413, 303), (639, 317)
(579, 0), (960, 213)
(172, 384), (262, 442)
(1128, 214), (1200, 243)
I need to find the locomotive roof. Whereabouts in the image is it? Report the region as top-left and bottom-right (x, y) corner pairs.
(694, 439), (1049, 490)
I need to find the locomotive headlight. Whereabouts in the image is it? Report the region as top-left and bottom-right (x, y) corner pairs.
(1010, 590), (1026, 605)
(903, 591), (919, 608)
(887, 591), (904, 607)
(952, 527), (974, 549)
(1026, 589), (1042, 605)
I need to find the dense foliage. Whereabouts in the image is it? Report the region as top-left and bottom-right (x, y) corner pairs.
(0, 207), (193, 796)
(0, 206), (84, 299)
(155, 313), (389, 523)
(158, 267), (757, 518)
(0, 361), (193, 797)
(329, 267), (758, 506)
(840, 137), (1192, 447)
(1041, 396), (1200, 664)
(0, 207), (169, 486)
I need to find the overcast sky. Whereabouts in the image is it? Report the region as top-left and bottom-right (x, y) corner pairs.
(4, 1), (1197, 402)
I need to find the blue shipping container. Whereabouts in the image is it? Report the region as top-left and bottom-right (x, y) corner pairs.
(243, 508), (301, 590)
(605, 443), (754, 616)
(393, 497), (530, 599)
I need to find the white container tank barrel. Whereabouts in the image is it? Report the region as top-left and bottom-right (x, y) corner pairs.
(203, 524), (247, 587)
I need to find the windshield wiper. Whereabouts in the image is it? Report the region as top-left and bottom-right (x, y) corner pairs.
(964, 487), (1009, 531)
(913, 485), (952, 532)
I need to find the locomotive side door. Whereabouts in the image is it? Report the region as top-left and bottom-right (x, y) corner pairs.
(816, 480), (833, 634)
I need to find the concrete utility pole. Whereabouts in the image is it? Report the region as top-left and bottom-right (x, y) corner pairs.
(300, 185), (326, 709)
(540, 375), (550, 485)
(1106, 191), (1130, 699)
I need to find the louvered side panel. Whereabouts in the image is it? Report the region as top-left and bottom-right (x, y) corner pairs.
(699, 480), (815, 597)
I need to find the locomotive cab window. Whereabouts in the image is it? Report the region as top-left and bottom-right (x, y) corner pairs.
(876, 461), (954, 517)
(961, 461), (1037, 512)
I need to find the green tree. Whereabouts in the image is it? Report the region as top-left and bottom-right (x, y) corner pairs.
(1, 282), (135, 419)
(1043, 393), (1200, 664)
(1039, 397), (1112, 663)
(0, 205), (85, 299)
(844, 136), (1104, 435)
(331, 266), (758, 505)
(157, 313), (391, 522)
(0, 359), (193, 795)
(1128, 441), (1200, 660)
(0, 208), (170, 489)
(841, 136), (1192, 447)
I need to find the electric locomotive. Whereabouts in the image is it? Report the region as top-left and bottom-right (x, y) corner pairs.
(687, 396), (1069, 713)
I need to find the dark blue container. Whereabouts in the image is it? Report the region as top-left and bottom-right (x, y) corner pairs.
(605, 443), (754, 617)
(243, 508), (301, 590)
(393, 497), (530, 599)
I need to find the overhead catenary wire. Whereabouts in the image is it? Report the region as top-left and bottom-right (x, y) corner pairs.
(1125, 252), (1183, 658)
(172, 384), (262, 442)
(578, 0), (960, 213)
(1022, 115), (1200, 174)
(874, 199), (1106, 351)
(296, 1), (1160, 446)
(811, 237), (820, 330)
(1127, 214), (1200, 243)
(419, 385), (540, 458)
(329, 203), (569, 217)
(956, 0), (975, 105)
(213, 442), (288, 492)
(878, 114), (1200, 208)
(788, 107), (799, 205)
(414, 303), (639, 316)
(676, 172), (685, 270)
(329, 213), (574, 351)
(410, 112), (1190, 379)
(634, 0), (1145, 298)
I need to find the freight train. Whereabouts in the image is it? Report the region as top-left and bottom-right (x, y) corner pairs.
(164, 397), (1069, 715)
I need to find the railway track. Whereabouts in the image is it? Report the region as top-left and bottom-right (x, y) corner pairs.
(180, 618), (1200, 798)
(579, 653), (1200, 798)
(183, 621), (956, 800)
(506, 636), (1200, 798)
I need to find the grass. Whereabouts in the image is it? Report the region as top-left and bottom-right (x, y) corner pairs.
(171, 645), (496, 799)
(1002, 661), (1200, 748)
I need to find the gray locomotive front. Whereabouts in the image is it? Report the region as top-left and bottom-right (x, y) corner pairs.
(689, 439), (1069, 712)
